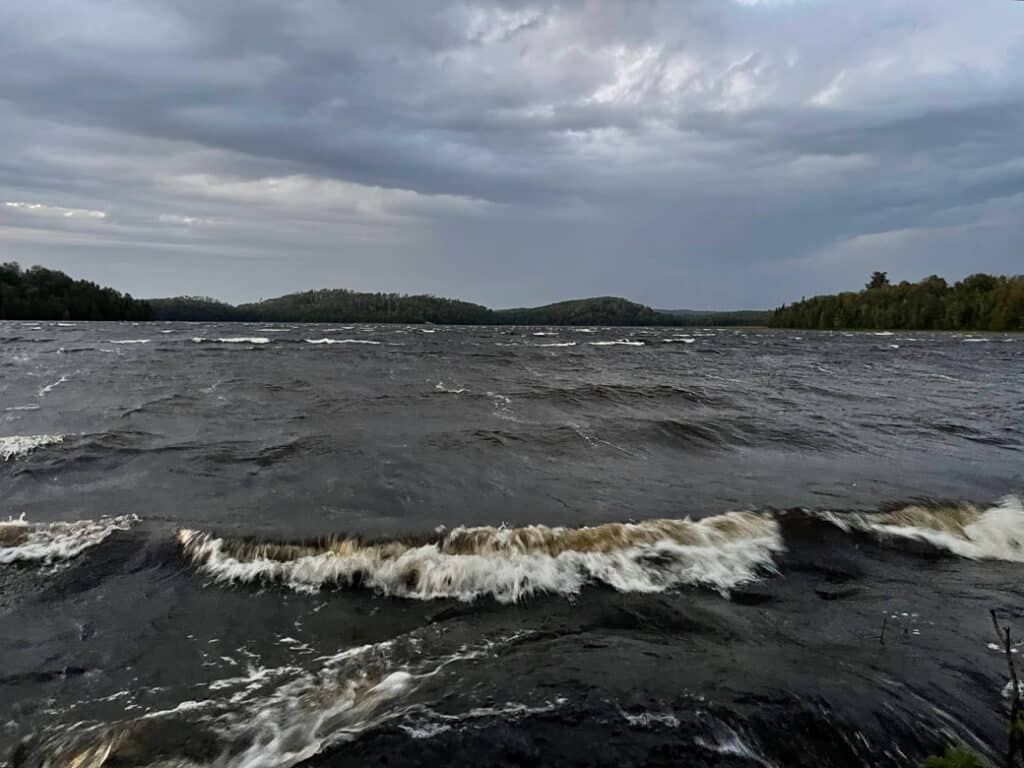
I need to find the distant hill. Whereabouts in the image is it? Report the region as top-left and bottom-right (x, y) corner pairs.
(0, 263), (769, 327)
(771, 273), (1024, 331)
(494, 297), (676, 326)
(0, 262), (152, 321)
(148, 292), (771, 326)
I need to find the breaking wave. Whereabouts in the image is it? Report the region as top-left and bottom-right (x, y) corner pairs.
(819, 496), (1024, 562)
(21, 632), (517, 768)
(179, 512), (784, 602)
(304, 338), (381, 345)
(0, 514), (138, 564)
(108, 339), (151, 344)
(0, 434), (64, 462)
(191, 337), (271, 345)
(589, 340), (645, 347)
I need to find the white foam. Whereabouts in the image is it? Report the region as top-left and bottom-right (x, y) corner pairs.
(159, 329), (176, 334)
(38, 374), (68, 396)
(589, 340), (645, 347)
(179, 512), (783, 603)
(108, 339), (150, 344)
(304, 338), (381, 345)
(434, 382), (467, 394)
(872, 331), (894, 336)
(0, 514), (137, 564)
(574, 328), (597, 333)
(963, 338), (990, 343)
(3, 404), (41, 412)
(34, 634), (515, 768)
(820, 496), (1024, 562)
(621, 709), (680, 729)
(192, 337), (271, 344)
(538, 341), (577, 347)
(532, 332), (557, 337)
(662, 337), (695, 344)
(56, 322), (76, 328)
(0, 434), (64, 461)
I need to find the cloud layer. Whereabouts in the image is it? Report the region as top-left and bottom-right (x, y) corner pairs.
(1, 0), (1021, 307)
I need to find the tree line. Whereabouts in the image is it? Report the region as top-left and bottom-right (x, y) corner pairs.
(150, 290), (762, 326)
(771, 272), (1024, 331)
(0, 262), (152, 321)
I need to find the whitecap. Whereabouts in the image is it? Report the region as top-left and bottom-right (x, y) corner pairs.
(192, 337), (271, 344)
(178, 512), (783, 603)
(0, 434), (64, 461)
(0, 514), (137, 564)
(108, 339), (151, 344)
(662, 337), (695, 344)
(538, 341), (577, 348)
(304, 338), (381, 345)
(872, 331), (894, 336)
(589, 340), (645, 347)
(963, 338), (990, 343)
(38, 374), (68, 396)
(819, 496), (1024, 562)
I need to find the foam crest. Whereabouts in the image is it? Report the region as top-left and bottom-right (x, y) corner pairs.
(26, 634), (504, 768)
(304, 338), (381, 345)
(820, 496), (1024, 561)
(589, 340), (645, 347)
(179, 512), (783, 602)
(0, 434), (64, 461)
(108, 339), (151, 344)
(192, 337), (271, 344)
(0, 514), (137, 564)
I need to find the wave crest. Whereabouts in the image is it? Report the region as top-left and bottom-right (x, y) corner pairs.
(0, 514), (138, 564)
(819, 496), (1024, 561)
(0, 434), (64, 462)
(179, 512), (783, 602)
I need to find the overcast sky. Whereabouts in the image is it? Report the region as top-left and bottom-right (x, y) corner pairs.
(1, 0), (1021, 308)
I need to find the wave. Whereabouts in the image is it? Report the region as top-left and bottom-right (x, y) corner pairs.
(20, 632), (516, 768)
(538, 341), (577, 347)
(0, 514), (137, 564)
(191, 337), (271, 344)
(108, 339), (151, 344)
(662, 337), (695, 344)
(304, 338), (381, 345)
(178, 512), (783, 602)
(818, 496), (1024, 562)
(0, 434), (64, 462)
(38, 374), (68, 396)
(589, 340), (645, 347)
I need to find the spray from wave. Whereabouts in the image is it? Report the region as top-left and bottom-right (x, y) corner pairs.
(20, 633), (516, 768)
(818, 496), (1024, 562)
(0, 514), (138, 564)
(179, 512), (783, 602)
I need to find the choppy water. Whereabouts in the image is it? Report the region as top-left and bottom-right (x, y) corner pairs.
(2, 321), (1023, 767)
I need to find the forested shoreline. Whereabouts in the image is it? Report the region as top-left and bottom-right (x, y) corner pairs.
(771, 273), (1024, 331)
(0, 262), (152, 321)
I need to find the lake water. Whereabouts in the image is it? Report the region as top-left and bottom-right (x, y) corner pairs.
(2, 322), (1022, 767)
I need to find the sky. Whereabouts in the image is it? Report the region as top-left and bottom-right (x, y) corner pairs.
(0, 0), (1022, 309)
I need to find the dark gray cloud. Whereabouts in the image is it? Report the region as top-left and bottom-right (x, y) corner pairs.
(0, 0), (1021, 308)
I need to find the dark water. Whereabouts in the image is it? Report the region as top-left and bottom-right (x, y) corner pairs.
(1, 322), (1022, 767)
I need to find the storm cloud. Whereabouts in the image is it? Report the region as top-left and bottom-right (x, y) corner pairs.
(1, 0), (1021, 307)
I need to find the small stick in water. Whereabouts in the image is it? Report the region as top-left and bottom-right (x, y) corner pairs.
(989, 609), (1022, 768)
(879, 615), (887, 645)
